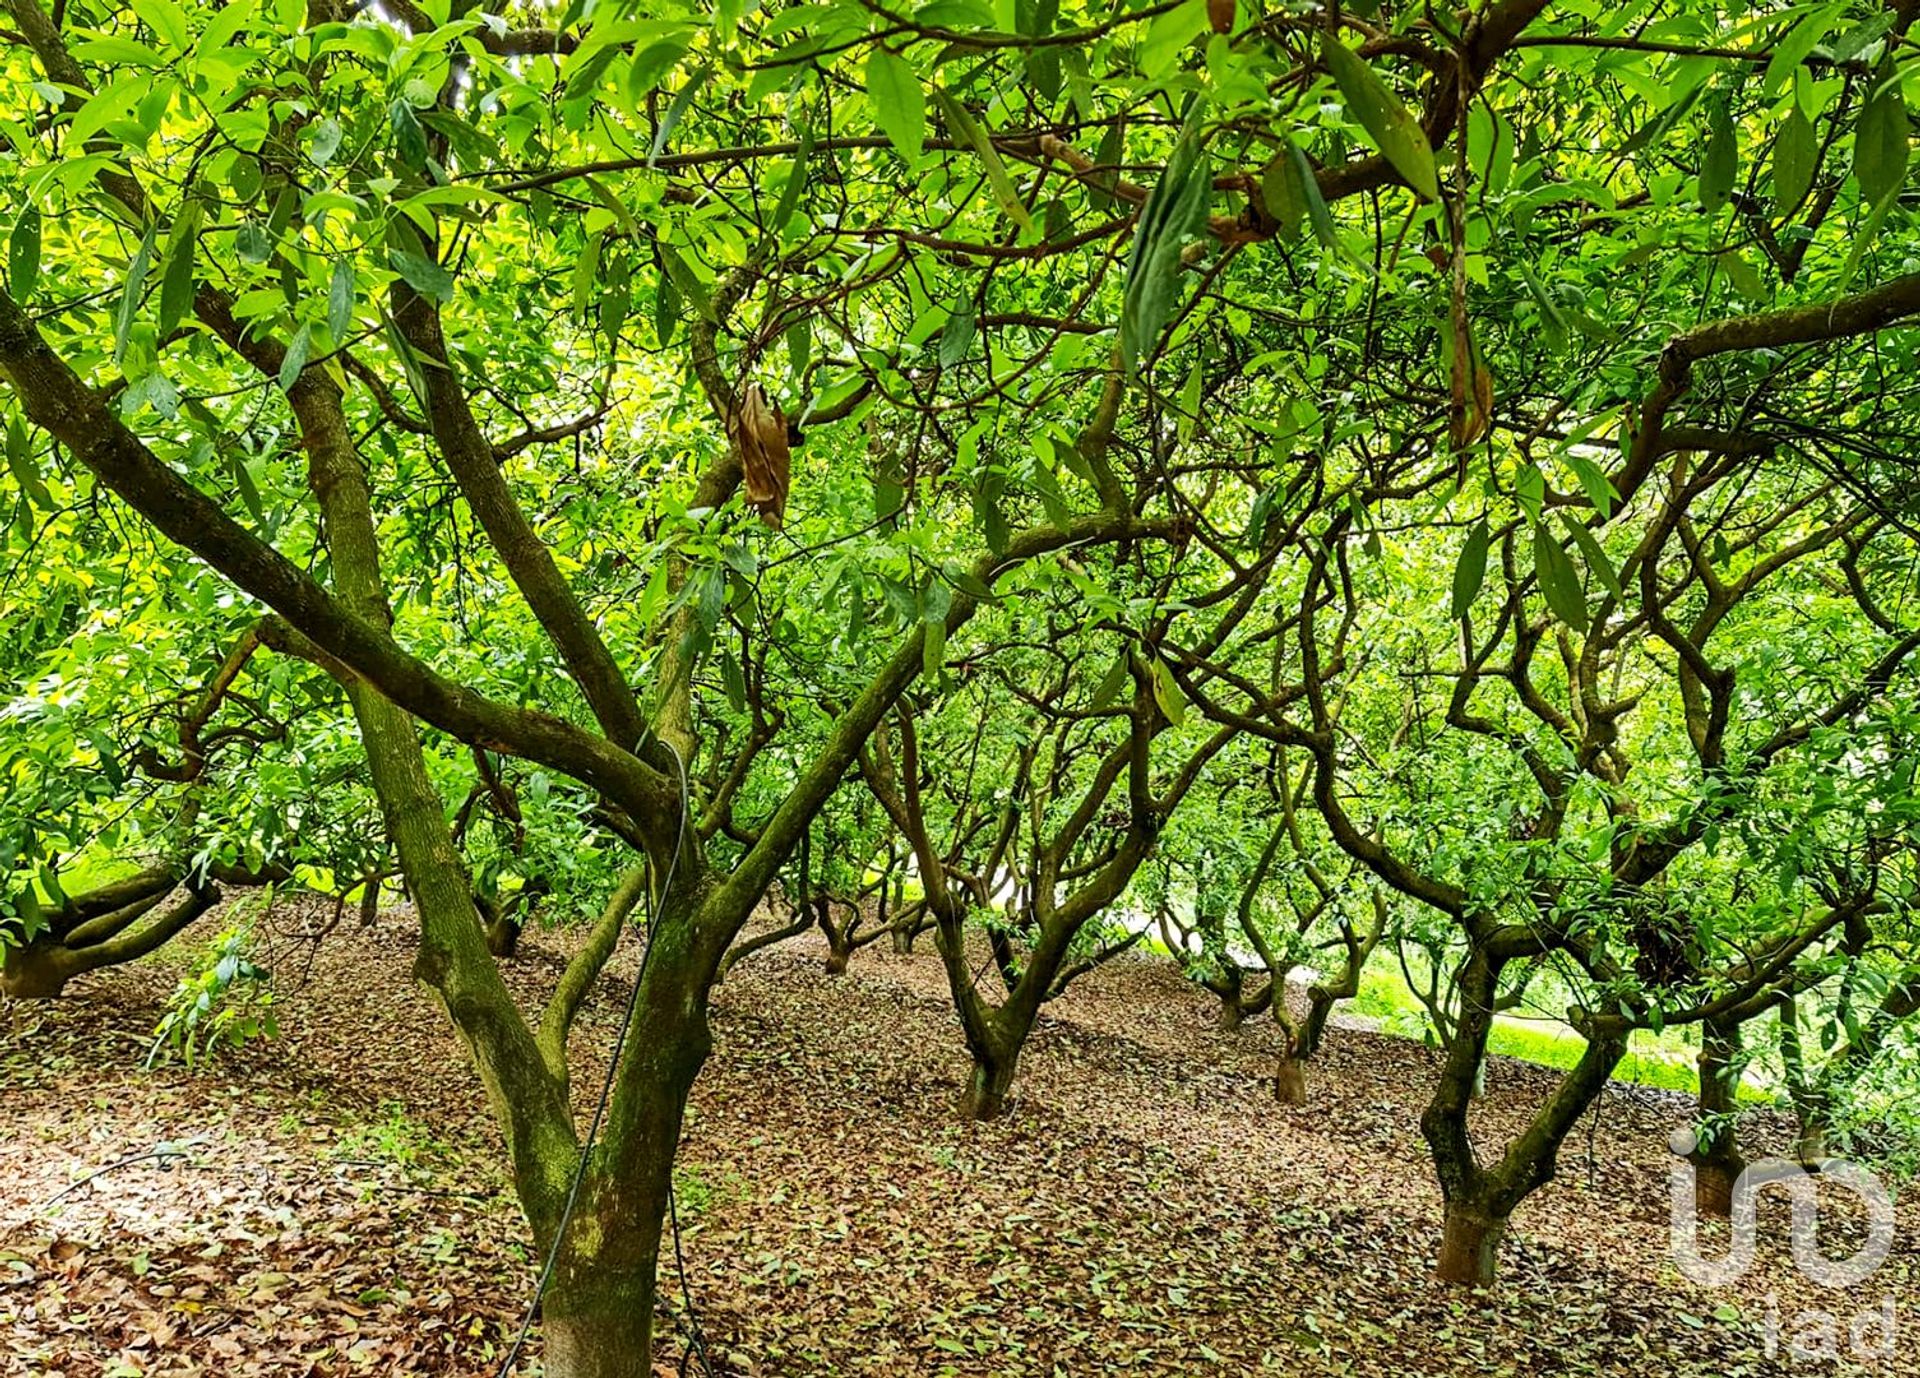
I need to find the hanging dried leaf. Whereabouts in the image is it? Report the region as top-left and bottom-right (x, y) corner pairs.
(728, 382), (791, 528)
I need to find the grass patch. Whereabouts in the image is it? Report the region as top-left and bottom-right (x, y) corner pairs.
(1349, 962), (1705, 1094)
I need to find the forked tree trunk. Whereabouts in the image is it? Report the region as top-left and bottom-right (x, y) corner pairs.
(0, 882), (219, 999)
(814, 894), (856, 974)
(1776, 996), (1834, 1169)
(1421, 946), (1627, 1287)
(1795, 1118), (1831, 1168)
(822, 913), (853, 974)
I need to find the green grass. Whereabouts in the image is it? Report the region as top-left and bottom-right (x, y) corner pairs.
(1349, 962), (1706, 1094)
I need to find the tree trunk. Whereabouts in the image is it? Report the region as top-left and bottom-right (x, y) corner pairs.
(813, 897), (853, 975)
(1273, 1050), (1307, 1105)
(1298, 987), (1335, 1058)
(484, 914), (523, 958)
(1218, 996), (1244, 1031)
(538, 1267), (654, 1378)
(1796, 1118), (1831, 1168)
(891, 925), (915, 955)
(0, 938), (69, 999)
(962, 1051), (1020, 1119)
(1436, 1200), (1508, 1286)
(1690, 1015), (1745, 1216)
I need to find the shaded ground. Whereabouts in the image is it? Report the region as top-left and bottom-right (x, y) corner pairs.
(5, 906), (1917, 1376)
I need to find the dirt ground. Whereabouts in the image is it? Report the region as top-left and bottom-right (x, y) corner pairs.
(4, 906), (1916, 1376)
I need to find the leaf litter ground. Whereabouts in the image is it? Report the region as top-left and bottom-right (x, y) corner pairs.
(5, 906), (1916, 1376)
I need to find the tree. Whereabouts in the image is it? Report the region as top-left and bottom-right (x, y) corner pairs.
(8, 0), (1920, 1359)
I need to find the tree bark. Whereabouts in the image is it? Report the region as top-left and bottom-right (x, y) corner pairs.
(962, 1051), (1020, 1119)
(537, 1267), (653, 1378)
(1298, 987), (1335, 1058)
(1218, 994), (1245, 1032)
(1, 883), (218, 998)
(484, 913), (523, 958)
(0, 937), (69, 999)
(1420, 945), (1627, 1286)
(1689, 1014), (1745, 1216)
(1436, 1201), (1508, 1286)
(1273, 1050), (1307, 1106)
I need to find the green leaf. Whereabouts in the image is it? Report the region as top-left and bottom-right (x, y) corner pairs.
(5, 416), (51, 510)
(328, 259), (354, 342)
(656, 241), (715, 322)
(388, 249), (453, 304)
(1140, 0), (1210, 81)
(720, 649), (748, 714)
(1855, 69), (1910, 207)
(1837, 182), (1897, 288)
(938, 301), (975, 367)
(572, 230), (604, 325)
(786, 315), (811, 378)
(1699, 98), (1738, 213)
(949, 568), (997, 601)
(1518, 261), (1568, 352)
(1090, 654), (1129, 710)
(1764, 9), (1838, 99)
(922, 612), (948, 678)
(1321, 36), (1439, 201)
(931, 88), (1033, 231)
(1532, 522), (1589, 633)
(390, 99), (428, 171)
(1260, 151), (1305, 242)
(583, 177), (645, 252)
(1089, 121), (1125, 211)
(87, 727), (125, 790)
(1449, 520), (1489, 620)
(278, 322), (310, 392)
(307, 117), (343, 167)
(235, 221), (270, 263)
(866, 49), (925, 166)
(647, 63), (712, 169)
(8, 208), (41, 302)
(1287, 135), (1338, 247)
(1773, 107), (1817, 216)
(229, 451), (264, 523)
(113, 224), (158, 366)
(562, 44), (620, 103)
(67, 75), (147, 147)
(1151, 657), (1187, 726)
(771, 123), (814, 235)
(157, 210), (198, 339)
(1560, 513), (1624, 603)
(1623, 82), (1706, 155)
(625, 36), (692, 105)
(1120, 115), (1211, 372)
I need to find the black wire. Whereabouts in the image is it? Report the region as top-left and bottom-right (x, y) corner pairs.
(496, 740), (707, 1377)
